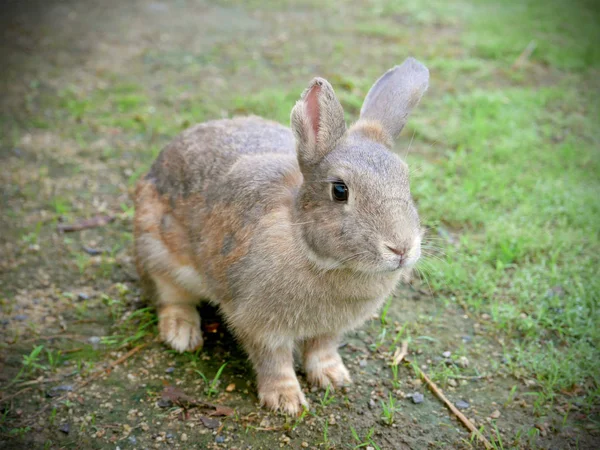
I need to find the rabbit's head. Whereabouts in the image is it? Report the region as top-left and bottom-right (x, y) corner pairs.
(291, 58), (429, 274)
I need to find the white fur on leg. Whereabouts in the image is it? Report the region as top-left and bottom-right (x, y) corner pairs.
(304, 347), (351, 389)
(158, 304), (203, 353)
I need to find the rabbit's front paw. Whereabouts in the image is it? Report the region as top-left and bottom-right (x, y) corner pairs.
(158, 305), (203, 353)
(306, 352), (352, 389)
(259, 380), (308, 415)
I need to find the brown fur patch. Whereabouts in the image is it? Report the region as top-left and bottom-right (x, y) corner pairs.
(348, 120), (393, 148)
(198, 203), (253, 300)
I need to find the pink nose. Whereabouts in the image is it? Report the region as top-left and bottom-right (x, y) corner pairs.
(386, 245), (407, 257)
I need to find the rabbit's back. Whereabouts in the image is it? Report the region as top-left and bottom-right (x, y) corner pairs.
(147, 116), (296, 199)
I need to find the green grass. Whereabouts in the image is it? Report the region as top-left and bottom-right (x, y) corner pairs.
(411, 82), (600, 407)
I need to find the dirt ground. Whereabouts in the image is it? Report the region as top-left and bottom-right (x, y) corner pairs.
(0, 0), (598, 449)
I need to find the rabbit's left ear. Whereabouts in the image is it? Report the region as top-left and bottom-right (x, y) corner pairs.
(360, 57), (429, 141)
(291, 78), (346, 168)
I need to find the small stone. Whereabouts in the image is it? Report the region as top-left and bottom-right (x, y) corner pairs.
(47, 384), (74, 397)
(412, 393), (424, 404)
(165, 367), (175, 374)
(462, 335), (473, 343)
(58, 423), (70, 434)
(128, 436), (137, 445)
(458, 356), (470, 368)
(77, 293), (90, 301)
(368, 399), (376, 409)
(546, 285), (565, 298)
(88, 336), (101, 345)
(455, 400), (470, 410)
(200, 416), (220, 429)
(14, 314), (28, 321)
(366, 446), (375, 450)
(481, 313), (491, 320)
(442, 351), (451, 358)
(166, 433), (174, 439)
(448, 379), (458, 387)
(82, 246), (102, 256)
(225, 383), (236, 392)
(359, 359), (368, 368)
(215, 435), (225, 443)
(181, 433), (188, 442)
(157, 399), (172, 408)
(301, 442), (309, 448)
(490, 409), (501, 419)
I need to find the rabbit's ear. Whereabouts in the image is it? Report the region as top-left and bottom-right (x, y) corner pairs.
(291, 78), (346, 168)
(359, 58), (429, 141)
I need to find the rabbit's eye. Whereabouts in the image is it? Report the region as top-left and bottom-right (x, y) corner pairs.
(331, 182), (349, 202)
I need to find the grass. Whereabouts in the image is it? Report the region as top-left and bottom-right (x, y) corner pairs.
(196, 362), (228, 397)
(380, 393), (400, 426)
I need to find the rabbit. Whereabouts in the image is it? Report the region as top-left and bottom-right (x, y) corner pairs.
(133, 57), (429, 415)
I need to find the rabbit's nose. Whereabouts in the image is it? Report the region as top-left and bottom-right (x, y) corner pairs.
(386, 245), (406, 256)
(386, 245), (407, 265)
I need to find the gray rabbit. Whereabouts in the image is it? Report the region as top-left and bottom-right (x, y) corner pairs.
(134, 57), (429, 414)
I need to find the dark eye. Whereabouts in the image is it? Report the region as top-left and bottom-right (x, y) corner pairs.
(331, 182), (349, 202)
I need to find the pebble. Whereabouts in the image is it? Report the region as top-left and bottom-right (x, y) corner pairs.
(455, 400), (470, 410)
(490, 409), (501, 419)
(58, 423), (70, 434)
(225, 383), (236, 392)
(368, 399), (376, 409)
(88, 336), (101, 345)
(82, 246), (102, 256)
(302, 442), (309, 448)
(359, 359), (368, 368)
(166, 433), (174, 439)
(77, 293), (90, 301)
(442, 351), (451, 358)
(14, 314), (28, 321)
(157, 399), (172, 408)
(181, 433), (188, 442)
(412, 393), (424, 404)
(215, 435), (225, 443)
(458, 356), (470, 368)
(47, 385), (74, 397)
(462, 335), (473, 343)
(128, 436), (137, 445)
(448, 379), (458, 387)
(481, 313), (491, 320)
(165, 367), (175, 374)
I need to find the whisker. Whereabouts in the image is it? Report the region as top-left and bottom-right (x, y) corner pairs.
(404, 129), (416, 159)
(290, 221), (314, 226)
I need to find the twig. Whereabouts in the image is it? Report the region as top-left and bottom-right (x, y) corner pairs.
(0, 387), (32, 404)
(15, 369), (80, 388)
(57, 215), (115, 233)
(447, 374), (488, 381)
(77, 343), (148, 390)
(416, 367), (493, 449)
(392, 340), (409, 365)
(26, 343), (149, 422)
(62, 347), (84, 354)
(16, 376), (64, 388)
(512, 40), (537, 69)
(21, 334), (85, 344)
